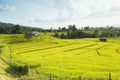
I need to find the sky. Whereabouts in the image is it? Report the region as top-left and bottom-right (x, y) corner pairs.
(0, 0), (120, 29)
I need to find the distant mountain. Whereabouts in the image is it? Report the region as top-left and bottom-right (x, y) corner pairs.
(0, 22), (42, 29)
(0, 22), (34, 28)
(0, 22), (43, 34)
(0, 22), (15, 27)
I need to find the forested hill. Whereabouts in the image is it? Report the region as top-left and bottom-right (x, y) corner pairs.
(0, 22), (43, 34)
(0, 22), (14, 27)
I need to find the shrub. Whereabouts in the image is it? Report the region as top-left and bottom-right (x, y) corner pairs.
(5, 64), (28, 77)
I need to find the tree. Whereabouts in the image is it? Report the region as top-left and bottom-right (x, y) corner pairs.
(54, 32), (59, 38)
(66, 30), (74, 39)
(12, 25), (23, 34)
(68, 25), (77, 32)
(61, 27), (67, 32)
(60, 33), (65, 39)
(58, 27), (61, 32)
(92, 30), (99, 38)
(24, 31), (33, 41)
(15, 25), (23, 33)
(84, 26), (89, 30)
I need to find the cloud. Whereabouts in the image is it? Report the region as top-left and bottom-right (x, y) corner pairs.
(34, 5), (59, 22)
(35, 0), (120, 21)
(67, 0), (120, 18)
(0, 4), (16, 12)
(1, 0), (120, 28)
(26, 0), (120, 28)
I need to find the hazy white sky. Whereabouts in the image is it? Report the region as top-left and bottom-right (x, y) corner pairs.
(0, 0), (120, 28)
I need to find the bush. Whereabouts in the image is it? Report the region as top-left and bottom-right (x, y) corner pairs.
(5, 64), (28, 77)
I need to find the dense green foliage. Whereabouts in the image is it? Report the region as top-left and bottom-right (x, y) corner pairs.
(53, 25), (120, 39)
(5, 64), (28, 77)
(0, 22), (42, 34)
(1, 22), (120, 39)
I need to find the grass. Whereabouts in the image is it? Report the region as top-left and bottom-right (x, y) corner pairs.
(1, 33), (120, 79)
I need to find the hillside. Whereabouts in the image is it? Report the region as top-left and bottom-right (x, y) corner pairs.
(0, 32), (120, 79)
(0, 22), (31, 28)
(0, 22), (43, 34)
(0, 33), (120, 79)
(10, 38), (120, 79)
(0, 22), (14, 27)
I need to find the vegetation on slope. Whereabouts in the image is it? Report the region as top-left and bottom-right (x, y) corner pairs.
(0, 33), (119, 79)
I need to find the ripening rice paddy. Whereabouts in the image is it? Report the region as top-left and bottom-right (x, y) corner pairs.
(1, 34), (120, 79)
(7, 36), (120, 79)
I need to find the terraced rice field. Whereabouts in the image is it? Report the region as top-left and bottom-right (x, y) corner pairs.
(8, 37), (120, 79)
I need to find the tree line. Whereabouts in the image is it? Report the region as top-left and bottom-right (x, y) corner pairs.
(53, 25), (120, 39)
(0, 22), (120, 39)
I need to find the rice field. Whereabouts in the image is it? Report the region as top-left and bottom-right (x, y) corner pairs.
(1, 34), (120, 79)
